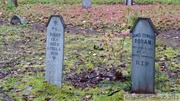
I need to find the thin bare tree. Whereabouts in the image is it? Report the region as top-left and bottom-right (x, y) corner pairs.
(125, 0), (133, 6)
(11, 0), (18, 7)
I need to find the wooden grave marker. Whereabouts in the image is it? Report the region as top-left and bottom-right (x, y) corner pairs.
(125, 0), (133, 6)
(45, 15), (65, 88)
(82, 0), (91, 9)
(130, 17), (159, 94)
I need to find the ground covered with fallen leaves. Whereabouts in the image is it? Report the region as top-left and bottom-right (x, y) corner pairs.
(0, 1), (180, 101)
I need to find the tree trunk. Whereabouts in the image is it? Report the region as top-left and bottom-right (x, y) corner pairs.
(11, 0), (18, 7)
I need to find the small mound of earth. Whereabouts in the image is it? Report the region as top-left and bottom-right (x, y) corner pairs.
(65, 67), (127, 88)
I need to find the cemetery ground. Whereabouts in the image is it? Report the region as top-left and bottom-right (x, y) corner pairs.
(0, 1), (180, 101)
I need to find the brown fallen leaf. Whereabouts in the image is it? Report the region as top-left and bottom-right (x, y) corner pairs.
(14, 88), (23, 92)
(165, 86), (170, 91)
(29, 94), (39, 98)
(45, 98), (55, 101)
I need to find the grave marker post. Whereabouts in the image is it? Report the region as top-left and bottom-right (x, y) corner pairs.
(45, 15), (65, 88)
(82, 0), (91, 9)
(130, 17), (159, 94)
(125, 0), (133, 6)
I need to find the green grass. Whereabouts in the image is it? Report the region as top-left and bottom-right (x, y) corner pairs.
(18, 0), (123, 4)
(135, 0), (180, 4)
(5, 0), (180, 5)
(1, 72), (125, 101)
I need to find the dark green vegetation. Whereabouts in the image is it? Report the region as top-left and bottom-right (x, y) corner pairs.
(0, 0), (179, 100)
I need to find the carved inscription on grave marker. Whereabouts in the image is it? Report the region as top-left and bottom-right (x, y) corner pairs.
(132, 32), (155, 67)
